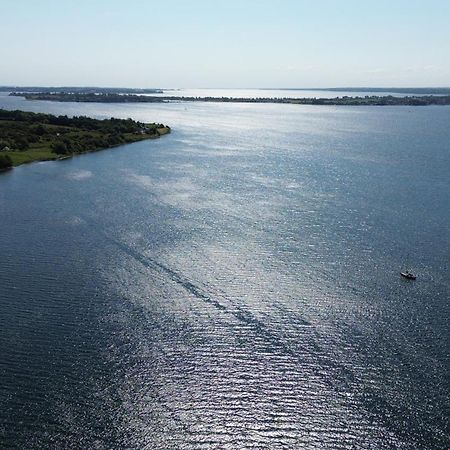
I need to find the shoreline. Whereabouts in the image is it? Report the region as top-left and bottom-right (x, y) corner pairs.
(10, 92), (450, 106)
(0, 109), (171, 168)
(2, 130), (170, 170)
(3, 127), (171, 169)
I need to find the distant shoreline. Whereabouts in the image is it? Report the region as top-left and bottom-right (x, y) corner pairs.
(10, 92), (450, 106)
(3, 86), (450, 95)
(266, 87), (450, 95)
(0, 86), (163, 94)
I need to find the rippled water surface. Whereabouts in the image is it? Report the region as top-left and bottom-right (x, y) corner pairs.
(0, 94), (449, 449)
(144, 88), (420, 98)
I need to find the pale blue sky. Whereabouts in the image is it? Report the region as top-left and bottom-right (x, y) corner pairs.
(1, 0), (449, 88)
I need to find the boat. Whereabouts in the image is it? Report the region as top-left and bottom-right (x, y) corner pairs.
(400, 271), (416, 280)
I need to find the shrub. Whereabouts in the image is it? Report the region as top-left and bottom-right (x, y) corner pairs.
(0, 154), (13, 169)
(15, 137), (29, 150)
(33, 124), (47, 136)
(52, 142), (69, 155)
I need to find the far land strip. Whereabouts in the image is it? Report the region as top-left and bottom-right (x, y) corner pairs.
(10, 91), (450, 106)
(0, 109), (170, 169)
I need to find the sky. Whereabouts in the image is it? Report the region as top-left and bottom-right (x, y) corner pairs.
(1, 0), (449, 88)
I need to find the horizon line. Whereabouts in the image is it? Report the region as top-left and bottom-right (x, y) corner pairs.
(1, 85), (450, 91)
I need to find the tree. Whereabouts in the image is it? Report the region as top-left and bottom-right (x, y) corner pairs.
(33, 124), (47, 136)
(0, 154), (13, 169)
(52, 142), (69, 155)
(15, 137), (29, 150)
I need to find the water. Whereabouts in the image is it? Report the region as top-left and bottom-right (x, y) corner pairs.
(0, 92), (449, 449)
(144, 88), (405, 98)
(128, 88), (436, 98)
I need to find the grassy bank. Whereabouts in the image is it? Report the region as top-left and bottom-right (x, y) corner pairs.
(0, 109), (170, 167)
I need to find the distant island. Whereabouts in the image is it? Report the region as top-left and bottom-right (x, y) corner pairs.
(273, 87), (450, 95)
(10, 92), (450, 106)
(4, 86), (450, 96)
(0, 109), (170, 168)
(1, 86), (164, 94)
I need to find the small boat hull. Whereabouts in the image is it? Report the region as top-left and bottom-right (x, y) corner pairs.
(400, 272), (416, 280)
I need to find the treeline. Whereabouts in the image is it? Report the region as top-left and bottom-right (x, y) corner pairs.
(10, 92), (165, 103)
(0, 108), (154, 131)
(11, 92), (450, 106)
(322, 87), (450, 95)
(2, 86), (163, 94)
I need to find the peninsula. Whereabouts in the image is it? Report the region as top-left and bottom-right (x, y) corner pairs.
(10, 92), (450, 106)
(0, 109), (170, 167)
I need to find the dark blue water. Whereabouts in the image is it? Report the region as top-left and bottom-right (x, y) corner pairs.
(0, 94), (449, 449)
